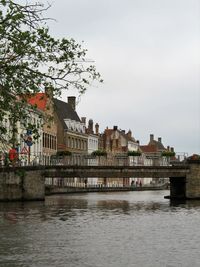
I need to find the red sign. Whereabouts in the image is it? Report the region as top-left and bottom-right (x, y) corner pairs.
(21, 147), (29, 154)
(9, 149), (18, 161)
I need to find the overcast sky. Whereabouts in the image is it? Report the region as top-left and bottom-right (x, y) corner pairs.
(46, 0), (200, 155)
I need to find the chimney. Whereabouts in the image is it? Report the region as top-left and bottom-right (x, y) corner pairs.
(121, 130), (125, 134)
(127, 130), (132, 138)
(167, 146), (170, 151)
(81, 117), (86, 125)
(68, 96), (76, 110)
(171, 147), (174, 153)
(45, 87), (53, 99)
(95, 123), (99, 135)
(113, 126), (118, 131)
(158, 137), (162, 143)
(150, 134), (154, 142)
(88, 119), (94, 134)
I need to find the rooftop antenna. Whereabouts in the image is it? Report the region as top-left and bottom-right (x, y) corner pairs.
(74, 58), (95, 63)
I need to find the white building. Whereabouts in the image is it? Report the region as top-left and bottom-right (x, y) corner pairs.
(0, 107), (43, 166)
(18, 107), (43, 165)
(87, 120), (99, 186)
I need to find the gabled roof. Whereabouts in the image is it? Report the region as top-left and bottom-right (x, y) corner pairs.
(53, 98), (81, 130)
(104, 128), (136, 143)
(26, 93), (47, 111)
(148, 140), (166, 150)
(121, 131), (136, 143)
(27, 93), (81, 130)
(140, 145), (158, 153)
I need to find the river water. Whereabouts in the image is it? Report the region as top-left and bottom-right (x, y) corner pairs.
(0, 190), (200, 267)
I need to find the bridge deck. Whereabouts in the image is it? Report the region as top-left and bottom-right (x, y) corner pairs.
(0, 164), (190, 178)
(43, 165), (190, 178)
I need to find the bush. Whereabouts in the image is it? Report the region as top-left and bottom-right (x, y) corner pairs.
(187, 154), (200, 160)
(56, 150), (72, 156)
(127, 150), (141, 156)
(161, 151), (175, 157)
(91, 150), (107, 157)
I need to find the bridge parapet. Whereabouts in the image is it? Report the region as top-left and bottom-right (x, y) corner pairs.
(0, 154), (179, 168)
(43, 165), (190, 178)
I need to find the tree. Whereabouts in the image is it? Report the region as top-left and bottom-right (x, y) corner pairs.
(0, 0), (102, 147)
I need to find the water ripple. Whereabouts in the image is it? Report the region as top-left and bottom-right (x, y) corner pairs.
(1, 191), (200, 267)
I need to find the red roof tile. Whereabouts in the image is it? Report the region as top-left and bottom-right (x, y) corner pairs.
(140, 145), (158, 153)
(26, 93), (47, 111)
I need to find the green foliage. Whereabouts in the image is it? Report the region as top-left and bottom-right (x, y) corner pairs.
(56, 150), (72, 156)
(0, 0), (102, 144)
(187, 154), (200, 161)
(91, 150), (107, 157)
(15, 169), (26, 179)
(127, 150), (141, 156)
(161, 151), (176, 157)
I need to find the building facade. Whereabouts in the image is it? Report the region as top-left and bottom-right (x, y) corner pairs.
(54, 97), (87, 156)
(86, 119), (99, 185)
(27, 92), (57, 164)
(140, 134), (173, 184)
(0, 106), (43, 166)
(101, 126), (140, 186)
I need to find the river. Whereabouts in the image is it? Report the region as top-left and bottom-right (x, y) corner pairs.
(0, 190), (200, 267)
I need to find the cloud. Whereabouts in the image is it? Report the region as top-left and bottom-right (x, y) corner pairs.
(47, 0), (200, 154)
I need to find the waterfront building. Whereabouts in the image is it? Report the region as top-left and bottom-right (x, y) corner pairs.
(54, 96), (88, 185)
(86, 119), (99, 185)
(140, 134), (168, 165)
(101, 126), (140, 186)
(54, 96), (87, 154)
(140, 134), (173, 184)
(27, 92), (57, 164)
(0, 106), (43, 166)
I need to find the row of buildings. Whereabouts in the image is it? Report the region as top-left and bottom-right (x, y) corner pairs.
(0, 91), (175, 186)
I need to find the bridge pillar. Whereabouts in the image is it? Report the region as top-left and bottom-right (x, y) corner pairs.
(22, 170), (45, 201)
(0, 171), (22, 201)
(185, 161), (200, 199)
(169, 177), (186, 199)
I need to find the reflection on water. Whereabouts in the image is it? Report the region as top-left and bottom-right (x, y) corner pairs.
(1, 190), (200, 267)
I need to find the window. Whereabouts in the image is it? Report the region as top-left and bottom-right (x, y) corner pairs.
(43, 133), (45, 148)
(72, 138), (74, 148)
(78, 139), (81, 149)
(68, 137), (71, 148)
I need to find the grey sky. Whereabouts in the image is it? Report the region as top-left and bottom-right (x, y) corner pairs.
(46, 0), (200, 155)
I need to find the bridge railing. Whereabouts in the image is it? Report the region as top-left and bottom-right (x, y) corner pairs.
(0, 152), (186, 167)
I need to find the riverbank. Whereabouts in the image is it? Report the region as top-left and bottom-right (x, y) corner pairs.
(45, 184), (169, 195)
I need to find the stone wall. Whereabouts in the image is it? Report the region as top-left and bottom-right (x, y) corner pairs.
(0, 168), (45, 201)
(0, 171), (22, 201)
(22, 170), (45, 200)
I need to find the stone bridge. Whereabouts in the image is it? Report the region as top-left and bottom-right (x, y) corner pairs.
(0, 160), (199, 201)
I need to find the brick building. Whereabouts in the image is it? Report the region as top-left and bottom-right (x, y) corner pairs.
(101, 125), (139, 186)
(54, 96), (88, 155)
(27, 92), (57, 164)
